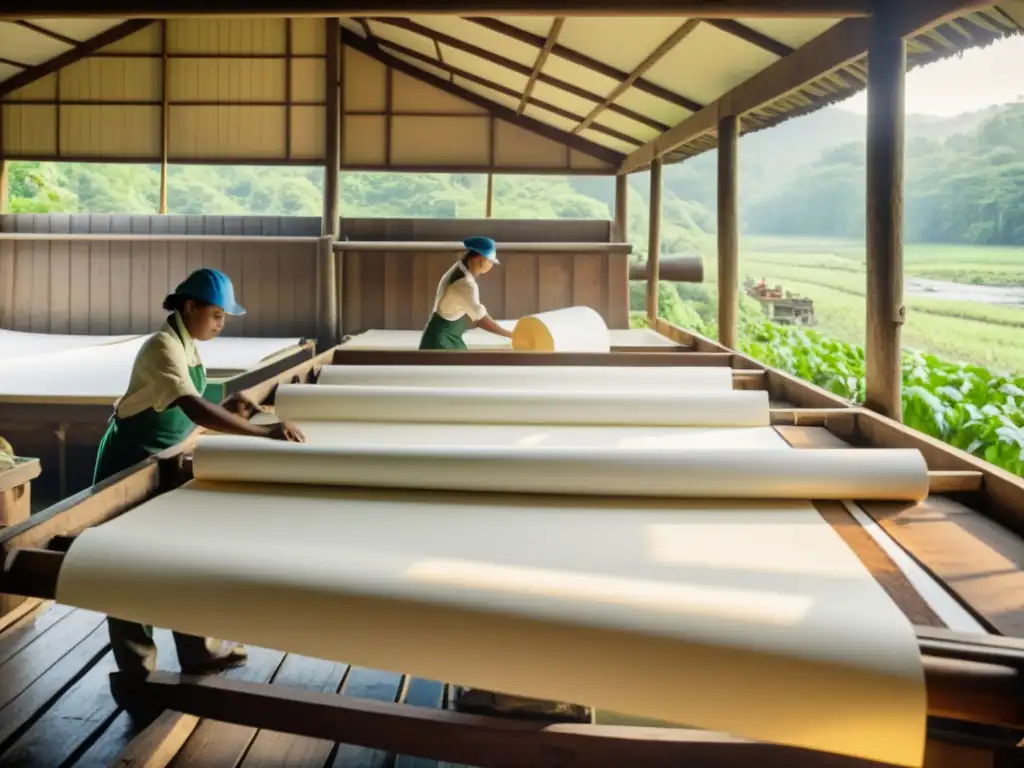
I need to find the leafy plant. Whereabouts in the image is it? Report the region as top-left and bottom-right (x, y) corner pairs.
(740, 321), (1024, 476)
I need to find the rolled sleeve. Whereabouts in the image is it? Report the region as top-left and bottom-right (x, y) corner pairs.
(146, 337), (201, 412)
(457, 279), (488, 322)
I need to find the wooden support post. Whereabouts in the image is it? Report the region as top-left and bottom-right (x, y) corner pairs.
(865, 0), (905, 422)
(0, 102), (8, 214)
(0, 160), (8, 214)
(317, 235), (338, 349)
(646, 158), (662, 321)
(485, 173), (494, 217)
(158, 20), (169, 214)
(717, 114), (739, 350)
(614, 173), (629, 242)
(323, 17), (341, 238)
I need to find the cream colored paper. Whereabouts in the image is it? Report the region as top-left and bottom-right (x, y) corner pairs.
(55, 482), (926, 767)
(0, 335), (303, 402)
(339, 327), (680, 350)
(317, 364), (734, 391)
(274, 384), (770, 427)
(258, 421), (792, 451)
(512, 306), (611, 352)
(0, 329), (139, 362)
(191, 437), (929, 502)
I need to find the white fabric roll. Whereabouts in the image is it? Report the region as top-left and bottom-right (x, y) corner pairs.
(191, 438), (930, 502)
(274, 384), (770, 427)
(317, 364), (734, 391)
(512, 306), (610, 352)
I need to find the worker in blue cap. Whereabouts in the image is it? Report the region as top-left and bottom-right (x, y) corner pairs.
(419, 236), (514, 350)
(93, 267), (305, 678)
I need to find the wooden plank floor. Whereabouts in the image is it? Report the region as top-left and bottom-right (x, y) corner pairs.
(0, 603), (473, 768)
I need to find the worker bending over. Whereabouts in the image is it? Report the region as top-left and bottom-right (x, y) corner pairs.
(419, 236), (514, 350)
(94, 267), (304, 676)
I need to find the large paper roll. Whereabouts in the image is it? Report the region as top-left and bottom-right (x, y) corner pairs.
(317, 364), (734, 391)
(191, 438), (930, 501)
(512, 306), (610, 352)
(274, 384), (770, 427)
(253, 421), (790, 451)
(55, 484), (926, 767)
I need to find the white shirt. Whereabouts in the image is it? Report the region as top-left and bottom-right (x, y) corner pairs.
(114, 311), (204, 418)
(434, 262), (488, 323)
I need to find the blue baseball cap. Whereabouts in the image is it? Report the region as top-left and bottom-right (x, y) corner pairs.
(173, 268), (246, 315)
(464, 236), (499, 264)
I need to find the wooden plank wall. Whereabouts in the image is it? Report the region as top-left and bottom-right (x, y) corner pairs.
(339, 218), (613, 243)
(0, 215), (319, 338)
(338, 217), (626, 332)
(342, 247), (630, 332)
(0, 215), (623, 337)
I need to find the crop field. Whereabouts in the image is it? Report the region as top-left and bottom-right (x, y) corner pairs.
(695, 235), (1024, 373)
(668, 235), (1024, 476)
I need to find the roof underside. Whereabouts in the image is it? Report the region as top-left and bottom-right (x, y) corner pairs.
(0, 6), (1022, 174)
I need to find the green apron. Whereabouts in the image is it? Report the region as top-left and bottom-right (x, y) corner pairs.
(419, 260), (474, 351)
(93, 340), (206, 485)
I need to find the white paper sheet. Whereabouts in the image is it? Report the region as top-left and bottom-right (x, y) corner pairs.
(339, 327), (681, 350)
(263, 421), (792, 450)
(56, 481), (927, 767)
(191, 437), (929, 502)
(317, 364), (734, 391)
(0, 335), (303, 402)
(0, 328), (139, 362)
(274, 384), (770, 427)
(512, 306), (611, 353)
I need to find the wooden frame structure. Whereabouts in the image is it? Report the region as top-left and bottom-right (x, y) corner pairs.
(1, 1), (1024, 765)
(2, 339), (1024, 766)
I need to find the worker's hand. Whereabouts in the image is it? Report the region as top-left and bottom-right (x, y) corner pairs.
(266, 420), (306, 443)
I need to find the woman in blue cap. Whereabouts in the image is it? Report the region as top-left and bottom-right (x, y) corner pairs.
(419, 236), (514, 350)
(93, 267), (304, 678)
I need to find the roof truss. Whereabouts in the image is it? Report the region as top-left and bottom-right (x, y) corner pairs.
(341, 28), (625, 166)
(0, 20), (154, 99)
(620, 0), (1023, 172)
(0, 0), (874, 19)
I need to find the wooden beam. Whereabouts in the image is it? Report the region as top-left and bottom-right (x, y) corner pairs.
(646, 158), (662, 321)
(630, 255), (703, 283)
(332, 349), (733, 367)
(158, 20), (169, 215)
(704, 19), (794, 57)
(372, 36), (642, 146)
(340, 29), (624, 166)
(864, 0), (905, 422)
(0, 160), (8, 215)
(518, 18), (563, 116)
(316, 234), (339, 349)
(0, 56), (29, 70)
(0, 20), (155, 99)
(13, 20), (80, 47)
(614, 174), (629, 243)
(367, 18), (669, 134)
(101, 657), (1024, 762)
(469, 17), (703, 113)
(0, 0), (874, 19)
(485, 173), (494, 217)
(323, 17), (341, 237)
(618, 0), (986, 174)
(717, 114), (739, 350)
(573, 20), (701, 136)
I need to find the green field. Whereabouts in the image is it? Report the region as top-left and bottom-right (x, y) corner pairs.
(695, 235), (1024, 374)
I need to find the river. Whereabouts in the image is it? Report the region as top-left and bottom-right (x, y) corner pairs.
(904, 277), (1024, 307)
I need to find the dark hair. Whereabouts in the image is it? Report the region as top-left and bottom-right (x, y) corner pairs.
(162, 293), (210, 313)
